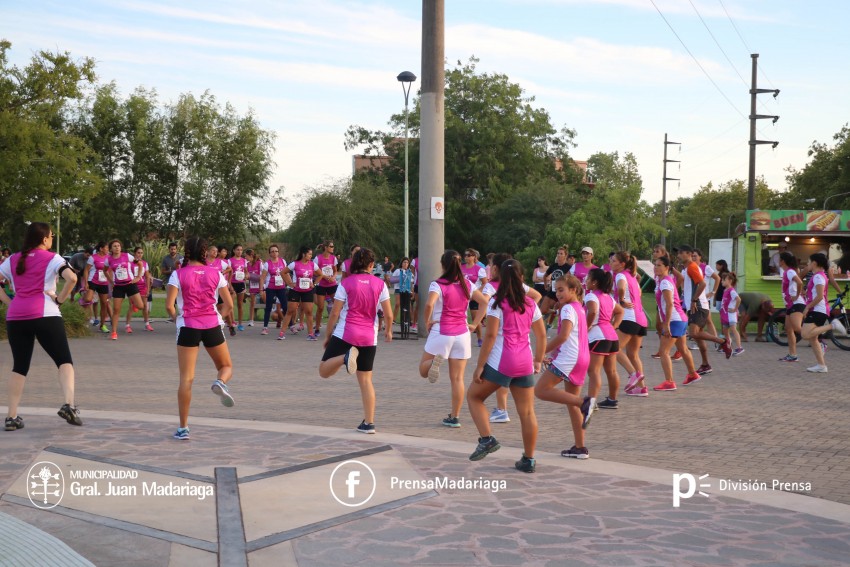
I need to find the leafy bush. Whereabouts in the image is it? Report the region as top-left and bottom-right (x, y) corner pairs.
(0, 301), (91, 340)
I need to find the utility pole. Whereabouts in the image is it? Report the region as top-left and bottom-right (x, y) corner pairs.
(662, 133), (680, 247)
(418, 0), (445, 337)
(747, 53), (779, 211)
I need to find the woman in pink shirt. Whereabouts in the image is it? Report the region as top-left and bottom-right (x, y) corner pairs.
(124, 246), (153, 333)
(584, 268), (624, 409)
(82, 241), (112, 333)
(535, 274), (595, 460)
(281, 245), (321, 341)
(611, 251), (649, 396)
(313, 241), (339, 336)
(319, 248), (392, 434)
(229, 244), (249, 331)
(467, 259), (547, 472)
(245, 249), (264, 327)
(420, 250), (487, 428)
(165, 237), (235, 440)
(105, 239), (144, 341)
(1, 222), (82, 431)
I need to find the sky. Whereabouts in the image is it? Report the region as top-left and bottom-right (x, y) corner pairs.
(4, 0), (849, 225)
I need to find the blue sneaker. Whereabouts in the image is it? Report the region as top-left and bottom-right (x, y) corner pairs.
(356, 420), (376, 434)
(489, 408), (510, 423)
(173, 427), (190, 440)
(237, 325), (244, 331)
(211, 379), (235, 407)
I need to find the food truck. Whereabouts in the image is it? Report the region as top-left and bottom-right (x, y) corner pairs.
(732, 209), (850, 306)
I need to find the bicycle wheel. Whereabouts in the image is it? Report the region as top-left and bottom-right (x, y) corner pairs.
(829, 312), (850, 351)
(767, 309), (788, 347)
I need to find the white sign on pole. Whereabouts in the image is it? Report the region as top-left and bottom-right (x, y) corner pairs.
(431, 197), (445, 220)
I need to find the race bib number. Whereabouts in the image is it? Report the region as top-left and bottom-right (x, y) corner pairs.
(551, 280), (557, 292)
(250, 281), (260, 290)
(299, 277), (312, 289)
(274, 275), (284, 287)
(321, 265), (333, 277)
(97, 269), (105, 281)
(235, 269), (245, 281)
(134, 266), (140, 277)
(115, 266), (128, 281)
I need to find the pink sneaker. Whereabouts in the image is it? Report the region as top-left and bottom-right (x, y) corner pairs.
(624, 372), (641, 392)
(125, 325), (133, 334)
(261, 328), (269, 335)
(683, 372), (702, 385)
(627, 386), (649, 397)
(653, 380), (677, 391)
(145, 323), (154, 332)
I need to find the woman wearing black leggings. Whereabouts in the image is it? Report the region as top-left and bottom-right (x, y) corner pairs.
(1, 222), (82, 431)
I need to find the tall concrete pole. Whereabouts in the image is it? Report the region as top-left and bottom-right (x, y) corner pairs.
(417, 0), (444, 337)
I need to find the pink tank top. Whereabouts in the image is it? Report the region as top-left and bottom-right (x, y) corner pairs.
(493, 296), (537, 377)
(587, 290), (618, 341)
(89, 253), (109, 285)
(229, 257), (248, 284)
(265, 258), (287, 290)
(289, 260), (316, 291)
(337, 274), (387, 346)
(619, 271), (648, 327)
(655, 275), (686, 323)
(315, 254), (337, 287)
(176, 265), (224, 329)
(108, 253), (134, 285)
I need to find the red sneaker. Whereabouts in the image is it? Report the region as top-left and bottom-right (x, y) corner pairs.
(672, 351), (683, 362)
(683, 372), (702, 385)
(653, 380), (677, 391)
(650, 352), (661, 359)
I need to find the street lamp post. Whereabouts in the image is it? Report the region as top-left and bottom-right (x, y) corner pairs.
(397, 71), (417, 260)
(824, 192), (850, 210)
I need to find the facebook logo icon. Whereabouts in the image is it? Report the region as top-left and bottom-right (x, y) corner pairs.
(330, 460), (376, 507)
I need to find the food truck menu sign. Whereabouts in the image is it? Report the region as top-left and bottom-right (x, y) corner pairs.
(747, 210), (849, 232)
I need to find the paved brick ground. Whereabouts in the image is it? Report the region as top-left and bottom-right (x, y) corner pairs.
(4, 321), (849, 505)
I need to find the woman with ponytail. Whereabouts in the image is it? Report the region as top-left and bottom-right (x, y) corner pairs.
(611, 251), (649, 396)
(105, 239), (145, 340)
(420, 250), (487, 428)
(584, 268), (624, 409)
(1, 222), (82, 431)
(319, 247), (393, 434)
(165, 236), (235, 440)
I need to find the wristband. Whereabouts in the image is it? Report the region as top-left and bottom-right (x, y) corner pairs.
(54, 297), (64, 306)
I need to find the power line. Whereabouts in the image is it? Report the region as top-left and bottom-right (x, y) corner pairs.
(688, 0), (747, 87)
(717, 0), (777, 89)
(680, 118), (747, 154)
(649, 0), (746, 120)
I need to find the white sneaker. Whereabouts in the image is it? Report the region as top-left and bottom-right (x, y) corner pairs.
(806, 364), (828, 373)
(489, 408), (510, 423)
(427, 355), (444, 383)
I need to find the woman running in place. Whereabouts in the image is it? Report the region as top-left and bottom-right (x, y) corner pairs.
(215, 244), (237, 336)
(313, 241), (338, 336)
(245, 249), (265, 327)
(125, 246), (153, 332)
(778, 252), (805, 363)
(83, 242), (112, 333)
(165, 237), (235, 440)
(534, 275), (595, 459)
(105, 240), (144, 341)
(800, 253), (832, 373)
(719, 272), (743, 356)
(461, 248), (488, 348)
(478, 253), (542, 424)
(612, 252), (649, 397)
(282, 246), (320, 341)
(420, 250), (487, 428)
(319, 248), (392, 434)
(584, 268), (624, 409)
(467, 259), (547, 472)
(1, 222), (83, 431)
(228, 244), (249, 331)
(652, 256), (699, 391)
(261, 244), (290, 336)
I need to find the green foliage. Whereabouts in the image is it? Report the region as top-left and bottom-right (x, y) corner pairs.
(785, 125), (850, 210)
(0, 301), (90, 340)
(282, 176), (404, 261)
(140, 239), (172, 279)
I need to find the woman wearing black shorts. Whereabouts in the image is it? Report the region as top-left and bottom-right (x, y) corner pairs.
(1, 222), (82, 431)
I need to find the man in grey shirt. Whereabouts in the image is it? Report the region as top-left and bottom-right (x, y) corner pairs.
(68, 249), (91, 300)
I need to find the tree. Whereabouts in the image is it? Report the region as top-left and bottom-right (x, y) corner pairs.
(344, 57), (578, 252)
(282, 177), (404, 260)
(785, 125), (850, 210)
(0, 40), (102, 248)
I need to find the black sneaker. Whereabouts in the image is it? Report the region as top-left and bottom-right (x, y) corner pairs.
(356, 420), (376, 434)
(441, 414), (461, 428)
(229, 326), (236, 337)
(4, 416), (24, 431)
(597, 397), (619, 409)
(469, 436), (501, 461)
(515, 454), (536, 473)
(580, 396), (593, 429)
(58, 404), (82, 426)
(561, 445), (589, 460)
